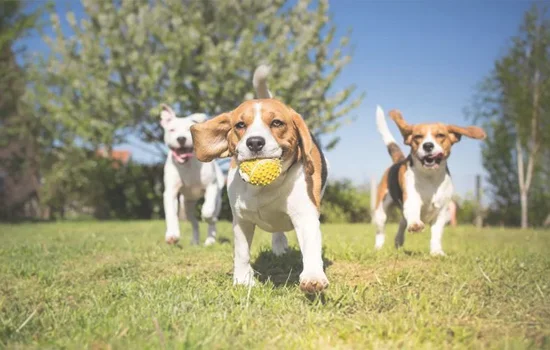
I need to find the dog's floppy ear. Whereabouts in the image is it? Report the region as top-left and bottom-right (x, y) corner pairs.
(389, 109), (413, 145)
(292, 111), (314, 175)
(160, 104), (176, 128)
(190, 113), (232, 162)
(446, 125), (486, 144)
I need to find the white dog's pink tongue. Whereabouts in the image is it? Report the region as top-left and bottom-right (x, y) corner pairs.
(172, 150), (193, 163)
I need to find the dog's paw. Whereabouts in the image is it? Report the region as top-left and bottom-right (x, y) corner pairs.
(204, 237), (216, 246)
(407, 221), (425, 233)
(165, 235), (180, 245)
(299, 270), (329, 294)
(430, 249), (446, 257)
(233, 267), (256, 287)
(374, 234), (385, 250)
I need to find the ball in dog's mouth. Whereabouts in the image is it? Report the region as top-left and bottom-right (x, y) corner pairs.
(421, 153), (444, 169)
(239, 158), (282, 186)
(171, 147), (194, 164)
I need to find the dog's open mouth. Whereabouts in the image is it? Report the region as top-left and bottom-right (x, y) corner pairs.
(171, 147), (194, 164)
(421, 153), (444, 168)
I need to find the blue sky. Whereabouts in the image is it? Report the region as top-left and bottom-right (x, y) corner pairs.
(20, 0), (531, 197)
(324, 0), (530, 196)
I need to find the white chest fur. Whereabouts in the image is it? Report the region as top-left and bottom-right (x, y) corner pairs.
(164, 155), (223, 200)
(227, 163), (310, 233)
(404, 165), (454, 224)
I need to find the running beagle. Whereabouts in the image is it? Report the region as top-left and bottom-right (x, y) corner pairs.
(373, 106), (485, 255)
(190, 66), (329, 293)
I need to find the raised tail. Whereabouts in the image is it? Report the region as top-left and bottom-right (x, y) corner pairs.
(376, 105), (405, 163)
(253, 65), (272, 99)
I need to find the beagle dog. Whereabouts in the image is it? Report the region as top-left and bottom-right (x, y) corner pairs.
(373, 106), (486, 255)
(190, 67), (329, 293)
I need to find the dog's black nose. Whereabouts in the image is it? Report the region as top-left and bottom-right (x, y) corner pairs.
(423, 142), (434, 152)
(177, 136), (186, 146)
(246, 137), (265, 152)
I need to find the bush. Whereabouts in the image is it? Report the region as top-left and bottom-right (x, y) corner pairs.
(320, 179), (371, 223)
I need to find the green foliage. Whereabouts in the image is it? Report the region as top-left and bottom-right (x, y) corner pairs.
(40, 153), (164, 220)
(1, 221), (549, 348)
(320, 179), (370, 223)
(453, 194), (479, 225)
(33, 0), (363, 152)
(468, 5), (550, 227)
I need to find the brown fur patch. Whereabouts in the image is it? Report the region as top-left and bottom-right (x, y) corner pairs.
(304, 139), (324, 209)
(375, 169), (390, 208)
(376, 157), (409, 209)
(290, 111), (324, 209)
(387, 142), (405, 163)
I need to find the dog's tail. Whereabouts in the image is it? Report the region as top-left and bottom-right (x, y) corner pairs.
(253, 65), (272, 99)
(376, 105), (405, 164)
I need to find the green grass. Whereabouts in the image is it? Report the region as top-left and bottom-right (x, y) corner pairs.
(1, 221), (549, 349)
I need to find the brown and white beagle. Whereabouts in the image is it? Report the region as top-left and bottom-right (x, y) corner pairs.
(373, 106), (486, 255)
(190, 67), (329, 293)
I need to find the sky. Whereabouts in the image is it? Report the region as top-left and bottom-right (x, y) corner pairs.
(20, 0), (532, 198)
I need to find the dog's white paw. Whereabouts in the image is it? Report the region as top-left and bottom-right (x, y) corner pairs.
(204, 237), (216, 246)
(430, 249), (446, 257)
(374, 234), (385, 250)
(165, 234), (180, 245)
(299, 270), (329, 294)
(233, 269), (256, 287)
(407, 221), (425, 233)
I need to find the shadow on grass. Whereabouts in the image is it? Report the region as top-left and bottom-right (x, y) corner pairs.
(402, 249), (423, 256)
(252, 247), (332, 288)
(217, 236), (231, 244)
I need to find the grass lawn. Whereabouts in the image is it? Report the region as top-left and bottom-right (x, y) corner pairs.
(1, 221), (549, 349)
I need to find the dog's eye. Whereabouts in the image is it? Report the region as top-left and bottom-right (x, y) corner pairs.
(413, 135), (423, 141)
(436, 133), (445, 138)
(270, 119), (284, 128)
(235, 121), (246, 129)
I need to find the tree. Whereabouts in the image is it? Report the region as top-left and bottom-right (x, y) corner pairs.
(469, 5), (550, 228)
(33, 0), (363, 157)
(0, 1), (49, 219)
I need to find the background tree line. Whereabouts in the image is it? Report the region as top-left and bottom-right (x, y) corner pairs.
(1, 1), (549, 226)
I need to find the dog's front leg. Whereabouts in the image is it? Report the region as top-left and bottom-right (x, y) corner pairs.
(290, 210), (329, 293)
(233, 219), (256, 286)
(403, 190), (425, 233)
(164, 188), (181, 244)
(429, 209), (447, 256)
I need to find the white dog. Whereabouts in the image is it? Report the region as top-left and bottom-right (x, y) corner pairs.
(160, 105), (225, 246)
(373, 106), (486, 255)
(190, 66), (330, 293)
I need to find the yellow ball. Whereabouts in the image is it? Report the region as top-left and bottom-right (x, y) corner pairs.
(239, 158), (282, 186)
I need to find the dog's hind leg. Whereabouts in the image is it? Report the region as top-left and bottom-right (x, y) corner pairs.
(272, 232), (288, 256)
(184, 199), (200, 245)
(202, 182), (221, 246)
(374, 194), (393, 250)
(394, 217), (406, 249)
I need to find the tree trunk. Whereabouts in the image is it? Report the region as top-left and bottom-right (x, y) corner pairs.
(520, 190), (528, 229)
(516, 139), (528, 228)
